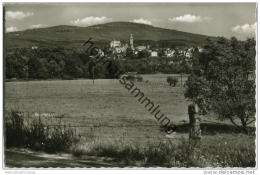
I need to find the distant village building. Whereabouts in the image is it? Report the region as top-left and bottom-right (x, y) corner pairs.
(185, 52), (192, 58)
(177, 49), (184, 55)
(175, 48), (192, 58)
(136, 46), (146, 51)
(97, 48), (105, 57)
(183, 50), (192, 58)
(110, 40), (121, 48)
(189, 47), (194, 51)
(114, 44), (128, 53)
(130, 34), (134, 50)
(151, 51), (158, 57)
(165, 48), (175, 57)
(198, 47), (204, 52)
(32, 46), (38, 50)
(110, 34), (136, 55)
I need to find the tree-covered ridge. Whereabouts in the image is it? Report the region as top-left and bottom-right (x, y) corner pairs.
(5, 22), (212, 49)
(5, 44), (196, 80)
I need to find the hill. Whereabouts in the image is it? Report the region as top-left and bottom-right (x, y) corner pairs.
(4, 22), (213, 49)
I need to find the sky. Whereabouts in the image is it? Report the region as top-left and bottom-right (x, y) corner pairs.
(4, 3), (257, 40)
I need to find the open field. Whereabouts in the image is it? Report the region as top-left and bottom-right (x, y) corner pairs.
(5, 74), (191, 144)
(4, 74), (256, 167)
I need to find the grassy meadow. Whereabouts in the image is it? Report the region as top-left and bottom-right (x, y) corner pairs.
(5, 74), (190, 144)
(4, 74), (256, 167)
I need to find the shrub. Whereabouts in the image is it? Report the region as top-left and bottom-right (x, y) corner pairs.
(167, 76), (178, 87)
(126, 75), (136, 81)
(43, 124), (76, 153)
(5, 110), (77, 153)
(62, 75), (74, 80)
(136, 75), (143, 82)
(5, 110), (28, 147)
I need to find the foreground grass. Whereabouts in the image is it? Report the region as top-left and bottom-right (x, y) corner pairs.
(5, 109), (255, 168)
(5, 110), (78, 153)
(71, 133), (255, 167)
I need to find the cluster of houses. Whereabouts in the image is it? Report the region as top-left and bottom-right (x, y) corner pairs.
(109, 34), (158, 57)
(31, 33), (203, 59)
(109, 34), (203, 59)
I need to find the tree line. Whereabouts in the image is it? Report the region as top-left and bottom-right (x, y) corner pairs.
(5, 47), (123, 80)
(5, 46), (192, 80)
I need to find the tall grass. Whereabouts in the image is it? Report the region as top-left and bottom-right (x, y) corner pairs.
(5, 109), (255, 167)
(5, 110), (26, 147)
(5, 109), (78, 153)
(71, 136), (255, 167)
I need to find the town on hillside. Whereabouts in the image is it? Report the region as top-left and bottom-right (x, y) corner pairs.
(102, 34), (204, 59)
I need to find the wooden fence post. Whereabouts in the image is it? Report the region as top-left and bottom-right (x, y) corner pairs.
(188, 104), (201, 151)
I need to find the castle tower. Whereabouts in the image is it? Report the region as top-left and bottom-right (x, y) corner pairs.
(130, 34), (134, 50)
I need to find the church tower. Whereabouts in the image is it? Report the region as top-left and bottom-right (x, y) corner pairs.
(130, 34), (134, 50)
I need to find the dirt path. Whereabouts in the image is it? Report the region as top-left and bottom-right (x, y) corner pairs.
(4, 148), (125, 168)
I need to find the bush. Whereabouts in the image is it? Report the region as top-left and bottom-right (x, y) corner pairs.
(5, 110), (78, 153)
(167, 76), (178, 87)
(62, 75), (74, 80)
(136, 75), (143, 82)
(126, 75), (136, 81)
(5, 110), (28, 147)
(43, 124), (76, 153)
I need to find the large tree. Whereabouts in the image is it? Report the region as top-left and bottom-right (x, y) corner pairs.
(185, 37), (256, 132)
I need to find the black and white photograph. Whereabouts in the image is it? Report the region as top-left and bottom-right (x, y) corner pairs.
(2, 1), (258, 171)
